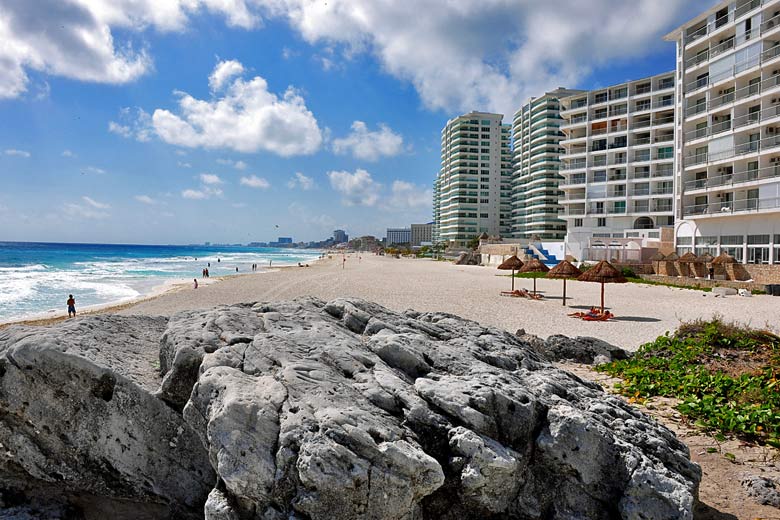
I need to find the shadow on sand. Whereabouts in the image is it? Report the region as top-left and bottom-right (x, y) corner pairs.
(694, 502), (738, 520)
(611, 316), (662, 323)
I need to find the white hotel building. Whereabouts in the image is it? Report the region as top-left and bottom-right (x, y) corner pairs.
(433, 112), (512, 247)
(557, 73), (677, 261)
(666, 0), (780, 264)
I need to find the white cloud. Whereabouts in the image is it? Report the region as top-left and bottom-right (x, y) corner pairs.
(62, 149), (76, 158)
(287, 171), (314, 190)
(328, 169), (381, 207)
(84, 166), (107, 175)
(3, 149), (30, 158)
(134, 194), (157, 204)
(332, 121), (404, 161)
(147, 60), (322, 156)
(217, 158), (248, 170)
(178, 161), (192, 168)
(108, 121), (132, 138)
(182, 189), (208, 200)
(253, 0), (710, 115)
(240, 175), (270, 189)
(384, 180), (432, 211)
(209, 59), (244, 91)
(109, 107), (152, 141)
(200, 173), (223, 185)
(82, 196), (110, 209)
(231, 202), (247, 208)
(64, 195), (110, 219)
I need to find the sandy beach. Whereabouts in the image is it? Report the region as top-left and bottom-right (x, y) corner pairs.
(108, 253), (779, 351)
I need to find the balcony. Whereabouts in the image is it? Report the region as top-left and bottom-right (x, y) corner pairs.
(685, 43), (780, 95)
(684, 163), (780, 190)
(685, 135), (780, 166)
(683, 196), (780, 217)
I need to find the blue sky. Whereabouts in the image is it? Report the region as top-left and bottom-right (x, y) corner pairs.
(0, 0), (712, 244)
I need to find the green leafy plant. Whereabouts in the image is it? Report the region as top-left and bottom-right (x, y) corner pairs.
(597, 318), (780, 448)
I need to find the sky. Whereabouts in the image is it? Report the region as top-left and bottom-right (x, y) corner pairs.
(0, 0), (714, 245)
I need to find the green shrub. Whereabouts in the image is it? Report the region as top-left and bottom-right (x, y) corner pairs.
(620, 267), (637, 278)
(597, 318), (780, 447)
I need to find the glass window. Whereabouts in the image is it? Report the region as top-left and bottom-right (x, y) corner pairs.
(747, 234), (770, 244)
(574, 218), (583, 227)
(677, 236), (692, 245)
(720, 235), (743, 245)
(722, 246), (744, 262)
(597, 217), (606, 227)
(747, 247), (770, 264)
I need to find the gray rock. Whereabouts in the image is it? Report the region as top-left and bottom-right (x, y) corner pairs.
(741, 474), (780, 507)
(454, 252), (481, 265)
(0, 316), (215, 519)
(524, 333), (631, 364)
(178, 297), (699, 519)
(0, 299), (701, 519)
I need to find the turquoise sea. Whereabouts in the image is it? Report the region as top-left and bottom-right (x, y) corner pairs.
(0, 242), (321, 322)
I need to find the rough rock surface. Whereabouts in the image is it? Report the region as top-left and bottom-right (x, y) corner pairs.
(0, 299), (701, 519)
(0, 316), (215, 519)
(518, 331), (631, 364)
(454, 252), (481, 265)
(741, 474), (780, 507)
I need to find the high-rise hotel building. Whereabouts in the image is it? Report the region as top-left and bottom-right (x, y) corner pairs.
(665, 0), (780, 264)
(433, 112), (512, 247)
(557, 73), (677, 259)
(511, 89), (583, 240)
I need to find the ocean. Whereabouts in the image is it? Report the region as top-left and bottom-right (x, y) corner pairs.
(0, 242), (322, 322)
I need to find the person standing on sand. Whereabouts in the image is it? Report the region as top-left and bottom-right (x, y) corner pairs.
(67, 294), (76, 317)
(194, 278), (198, 289)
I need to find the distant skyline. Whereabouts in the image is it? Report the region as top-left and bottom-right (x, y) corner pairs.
(0, 0), (712, 244)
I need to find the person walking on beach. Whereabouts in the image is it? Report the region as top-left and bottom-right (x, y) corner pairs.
(67, 294), (76, 318)
(193, 278), (198, 289)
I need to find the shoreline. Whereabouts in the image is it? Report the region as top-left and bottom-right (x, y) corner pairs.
(0, 259), (319, 330)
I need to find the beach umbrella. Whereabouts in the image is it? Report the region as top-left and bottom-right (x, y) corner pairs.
(519, 258), (550, 296)
(497, 255), (524, 292)
(711, 251), (737, 265)
(678, 252), (698, 263)
(697, 252), (715, 264)
(576, 260), (627, 314)
(664, 252), (679, 262)
(650, 252), (666, 262)
(545, 260), (582, 306)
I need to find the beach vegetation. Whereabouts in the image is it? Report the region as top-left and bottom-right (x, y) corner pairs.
(597, 318), (780, 448)
(467, 236), (481, 251)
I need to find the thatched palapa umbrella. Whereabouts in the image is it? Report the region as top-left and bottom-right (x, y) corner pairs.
(576, 260), (627, 314)
(519, 258), (549, 296)
(650, 252), (666, 262)
(497, 255), (524, 292)
(545, 260), (582, 306)
(664, 252), (679, 262)
(697, 252), (715, 264)
(711, 251), (737, 265)
(678, 251), (698, 277)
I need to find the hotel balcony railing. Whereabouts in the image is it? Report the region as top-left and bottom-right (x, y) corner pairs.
(685, 44), (780, 94)
(652, 187), (674, 195)
(684, 164), (780, 190)
(683, 196), (780, 216)
(685, 134), (780, 166)
(634, 85), (652, 95)
(634, 153), (651, 162)
(653, 98), (675, 109)
(632, 171), (651, 179)
(635, 103), (652, 111)
(633, 137), (651, 146)
(634, 204), (651, 212)
(653, 203), (674, 213)
(684, 11), (734, 45)
(654, 168), (675, 177)
(631, 188), (651, 196)
(655, 134), (675, 143)
(560, 175), (587, 186)
(608, 207), (627, 214)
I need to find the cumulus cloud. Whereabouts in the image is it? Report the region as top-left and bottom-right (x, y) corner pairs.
(385, 180), (432, 211)
(217, 158), (248, 170)
(134, 194), (157, 204)
(178, 161), (192, 168)
(62, 149), (76, 158)
(84, 166), (107, 175)
(147, 60), (322, 155)
(182, 173), (224, 199)
(108, 107), (152, 141)
(240, 175), (270, 189)
(209, 59), (244, 91)
(3, 149), (30, 157)
(328, 169), (381, 207)
(0, 1), (276, 99)
(199, 173), (223, 185)
(332, 121), (404, 161)
(257, 0), (710, 114)
(287, 171), (314, 190)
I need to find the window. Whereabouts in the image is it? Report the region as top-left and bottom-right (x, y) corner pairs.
(574, 218), (583, 227)
(720, 235), (743, 245)
(480, 199), (489, 203)
(597, 218), (606, 227)
(479, 213), (489, 218)
(748, 247), (770, 264)
(480, 119), (491, 126)
(677, 236), (692, 245)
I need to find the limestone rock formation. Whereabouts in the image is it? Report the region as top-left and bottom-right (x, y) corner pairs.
(519, 332), (631, 364)
(454, 251), (481, 265)
(0, 299), (701, 519)
(0, 316), (215, 519)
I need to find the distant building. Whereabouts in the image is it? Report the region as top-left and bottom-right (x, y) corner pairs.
(278, 237), (293, 244)
(269, 237), (293, 247)
(410, 223), (433, 247)
(204, 242), (211, 246)
(333, 229), (348, 243)
(386, 227), (411, 245)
